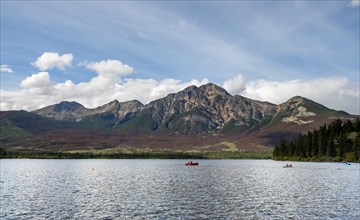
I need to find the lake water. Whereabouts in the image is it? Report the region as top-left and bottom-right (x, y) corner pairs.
(0, 159), (359, 219)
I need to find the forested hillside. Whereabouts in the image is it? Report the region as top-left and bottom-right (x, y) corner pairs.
(273, 119), (360, 162)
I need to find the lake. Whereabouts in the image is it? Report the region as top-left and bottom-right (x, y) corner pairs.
(0, 159), (359, 219)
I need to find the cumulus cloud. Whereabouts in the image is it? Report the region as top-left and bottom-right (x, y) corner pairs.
(19, 72), (53, 97)
(32, 52), (73, 71)
(85, 59), (134, 77)
(0, 65), (14, 73)
(0, 62), (208, 111)
(20, 72), (52, 89)
(0, 63), (358, 115)
(351, 0), (360, 7)
(240, 77), (359, 114)
(148, 78), (209, 99)
(222, 74), (246, 95)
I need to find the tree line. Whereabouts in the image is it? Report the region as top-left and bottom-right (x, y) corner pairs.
(0, 149), (207, 159)
(273, 118), (360, 162)
(0, 148), (272, 160)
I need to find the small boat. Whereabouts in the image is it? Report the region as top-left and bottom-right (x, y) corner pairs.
(185, 161), (199, 166)
(283, 164), (293, 168)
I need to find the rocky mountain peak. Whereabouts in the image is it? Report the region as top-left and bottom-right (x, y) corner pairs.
(53, 101), (84, 113)
(93, 100), (143, 112)
(283, 96), (332, 113)
(33, 101), (85, 120)
(120, 100), (144, 108)
(108, 99), (120, 105)
(199, 83), (230, 97)
(285, 96), (308, 106)
(95, 100), (120, 112)
(277, 96), (320, 125)
(31, 83), (351, 134)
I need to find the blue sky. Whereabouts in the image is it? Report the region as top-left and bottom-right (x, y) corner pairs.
(1, 1), (359, 114)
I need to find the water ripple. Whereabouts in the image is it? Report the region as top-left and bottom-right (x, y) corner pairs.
(0, 159), (359, 219)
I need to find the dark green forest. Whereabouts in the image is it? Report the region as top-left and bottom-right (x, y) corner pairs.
(273, 118), (360, 162)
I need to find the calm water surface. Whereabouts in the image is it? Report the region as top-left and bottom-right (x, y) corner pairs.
(1, 159), (359, 219)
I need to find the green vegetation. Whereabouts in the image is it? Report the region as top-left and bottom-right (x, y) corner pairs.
(168, 108), (211, 134)
(273, 118), (360, 162)
(0, 119), (33, 141)
(78, 113), (117, 129)
(0, 146), (272, 160)
(221, 120), (250, 134)
(220, 141), (239, 152)
(117, 113), (158, 134)
(0, 150), (205, 159)
(202, 151), (271, 159)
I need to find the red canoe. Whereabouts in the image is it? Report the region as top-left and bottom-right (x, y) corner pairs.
(185, 161), (199, 166)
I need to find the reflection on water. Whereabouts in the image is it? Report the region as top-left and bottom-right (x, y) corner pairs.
(1, 159), (359, 219)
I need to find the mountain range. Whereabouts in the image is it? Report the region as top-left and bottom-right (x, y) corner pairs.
(0, 83), (356, 153)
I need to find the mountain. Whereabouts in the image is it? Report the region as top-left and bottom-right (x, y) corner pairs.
(1, 83), (356, 153)
(33, 100), (143, 126)
(121, 83), (278, 134)
(0, 110), (69, 144)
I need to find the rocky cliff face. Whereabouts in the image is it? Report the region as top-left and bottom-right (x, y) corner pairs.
(140, 83), (278, 134)
(33, 101), (86, 120)
(34, 100), (143, 125)
(82, 100), (144, 125)
(33, 83), (349, 134)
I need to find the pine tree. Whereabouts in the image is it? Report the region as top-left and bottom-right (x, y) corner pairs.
(305, 131), (312, 157)
(337, 132), (346, 158)
(343, 120), (353, 133)
(337, 132), (353, 158)
(326, 138), (336, 158)
(354, 118), (360, 132)
(311, 129), (319, 158)
(279, 138), (287, 157)
(273, 145), (280, 157)
(353, 133), (360, 161)
(294, 134), (304, 157)
(318, 124), (327, 156)
(273, 119), (359, 162)
(289, 141), (295, 157)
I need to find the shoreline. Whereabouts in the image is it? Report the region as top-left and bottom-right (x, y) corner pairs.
(0, 150), (272, 160)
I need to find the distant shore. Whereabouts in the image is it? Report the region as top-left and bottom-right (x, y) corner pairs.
(3, 149), (359, 162)
(0, 149), (271, 160)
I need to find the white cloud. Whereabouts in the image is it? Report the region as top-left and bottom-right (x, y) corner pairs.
(149, 78), (209, 99)
(0, 60), (208, 111)
(351, 0), (360, 7)
(19, 72), (53, 96)
(222, 74), (246, 95)
(111, 78), (208, 106)
(20, 72), (52, 89)
(0, 63), (358, 115)
(85, 59), (134, 77)
(0, 65), (14, 73)
(32, 52), (73, 71)
(240, 77), (359, 114)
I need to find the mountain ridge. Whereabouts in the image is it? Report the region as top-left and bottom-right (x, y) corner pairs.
(33, 83), (349, 129)
(1, 83), (356, 153)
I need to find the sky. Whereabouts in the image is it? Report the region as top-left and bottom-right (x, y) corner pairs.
(0, 0), (359, 114)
